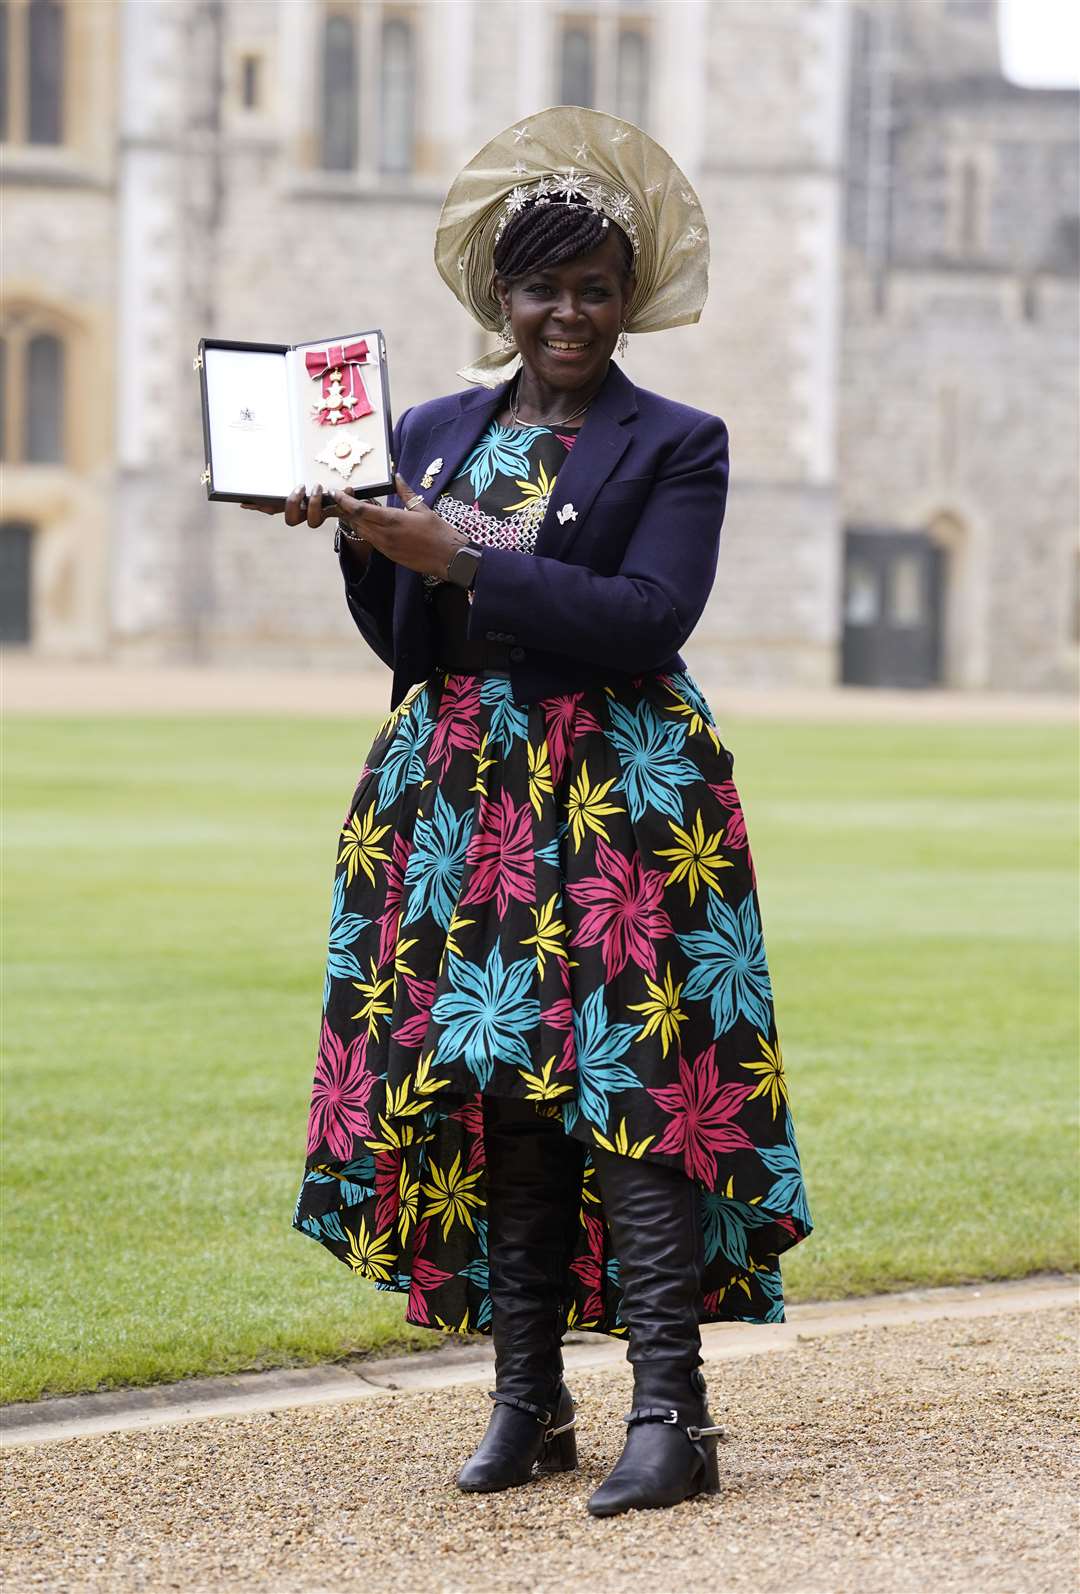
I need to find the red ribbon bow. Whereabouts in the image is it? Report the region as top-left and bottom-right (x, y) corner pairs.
(305, 340), (374, 425)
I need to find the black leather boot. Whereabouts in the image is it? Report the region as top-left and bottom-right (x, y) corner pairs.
(585, 1147), (724, 1517)
(456, 1097), (586, 1493)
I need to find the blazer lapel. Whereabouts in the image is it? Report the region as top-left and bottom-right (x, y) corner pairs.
(533, 361), (636, 561)
(406, 382), (510, 507)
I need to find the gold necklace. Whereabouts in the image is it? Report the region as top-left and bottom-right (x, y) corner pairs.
(508, 376), (593, 429)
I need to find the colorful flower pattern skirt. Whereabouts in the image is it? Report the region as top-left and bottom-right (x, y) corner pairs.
(293, 668), (813, 1334)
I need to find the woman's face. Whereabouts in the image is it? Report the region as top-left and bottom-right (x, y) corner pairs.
(494, 229), (635, 393)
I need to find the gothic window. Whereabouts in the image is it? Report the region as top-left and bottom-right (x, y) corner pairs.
(615, 27), (648, 127)
(559, 24), (594, 108)
(0, 323), (65, 464)
(0, 0), (65, 145)
(25, 331), (62, 461)
(321, 11), (357, 170)
(379, 16), (414, 175)
(0, 521), (33, 643)
(27, 0), (61, 143)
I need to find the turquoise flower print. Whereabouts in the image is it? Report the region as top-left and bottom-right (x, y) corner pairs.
(756, 1111), (813, 1233)
(480, 674), (529, 756)
(565, 986), (641, 1133)
(323, 870), (371, 1008)
(431, 941), (541, 1088)
(374, 693), (434, 812)
(699, 1188), (777, 1270)
(457, 423), (547, 497)
(605, 698), (701, 823)
(677, 890), (772, 1038)
(402, 788), (473, 932)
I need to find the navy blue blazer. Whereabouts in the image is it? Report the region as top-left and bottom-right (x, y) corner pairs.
(340, 360), (729, 708)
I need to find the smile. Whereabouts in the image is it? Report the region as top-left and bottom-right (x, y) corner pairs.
(543, 338), (592, 351)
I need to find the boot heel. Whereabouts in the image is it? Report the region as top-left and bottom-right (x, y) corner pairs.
(701, 1444), (721, 1494)
(537, 1420), (578, 1475)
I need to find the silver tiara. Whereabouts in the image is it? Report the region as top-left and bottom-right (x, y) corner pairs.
(494, 168), (640, 256)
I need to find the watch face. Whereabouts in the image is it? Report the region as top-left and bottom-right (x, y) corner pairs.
(450, 546), (481, 587)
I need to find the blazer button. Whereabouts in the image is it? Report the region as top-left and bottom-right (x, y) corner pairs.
(485, 631), (497, 642)
(509, 646), (525, 663)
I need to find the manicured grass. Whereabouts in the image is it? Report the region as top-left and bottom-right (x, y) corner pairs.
(3, 713), (1077, 1403)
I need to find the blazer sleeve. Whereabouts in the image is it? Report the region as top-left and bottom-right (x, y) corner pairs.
(465, 413), (729, 673)
(338, 405), (413, 667)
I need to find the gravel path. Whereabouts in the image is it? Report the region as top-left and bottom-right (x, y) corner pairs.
(3, 1304), (1076, 1594)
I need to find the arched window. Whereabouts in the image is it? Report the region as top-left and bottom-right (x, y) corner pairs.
(24, 332), (63, 462)
(27, 0), (63, 144)
(379, 17), (414, 175)
(616, 28), (648, 127)
(559, 25), (594, 108)
(321, 12), (357, 171)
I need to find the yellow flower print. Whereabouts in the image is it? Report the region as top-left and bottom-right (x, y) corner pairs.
(396, 1169), (420, 1243)
(739, 1034), (789, 1119)
(442, 904), (475, 964)
(655, 809), (734, 904)
(662, 679), (722, 750)
(527, 737), (554, 820)
(520, 1055), (573, 1102)
(350, 957), (394, 1040)
(470, 731), (498, 795)
(383, 1051), (451, 1119)
(566, 759), (622, 851)
(628, 964), (688, 1057)
(344, 1217), (395, 1281)
(503, 458), (556, 512)
(521, 893), (567, 978)
(365, 1114), (419, 1155)
(592, 1117), (654, 1159)
(337, 808), (392, 888)
(421, 1150), (484, 1241)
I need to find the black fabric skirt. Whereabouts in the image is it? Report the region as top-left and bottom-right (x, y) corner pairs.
(293, 666), (813, 1334)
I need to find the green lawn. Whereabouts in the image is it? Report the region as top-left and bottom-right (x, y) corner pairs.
(3, 713), (1077, 1404)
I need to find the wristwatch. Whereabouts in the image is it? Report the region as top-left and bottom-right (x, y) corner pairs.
(446, 543), (482, 590)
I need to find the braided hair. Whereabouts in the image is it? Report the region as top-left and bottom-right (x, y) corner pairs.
(494, 198), (635, 282)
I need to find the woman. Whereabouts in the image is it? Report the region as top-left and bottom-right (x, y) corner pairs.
(281, 108), (813, 1517)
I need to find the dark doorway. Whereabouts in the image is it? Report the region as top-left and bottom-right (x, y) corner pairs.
(841, 528), (945, 687)
(0, 521), (34, 643)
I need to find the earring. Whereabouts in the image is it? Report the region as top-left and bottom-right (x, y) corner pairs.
(499, 314), (515, 349)
(618, 324), (629, 358)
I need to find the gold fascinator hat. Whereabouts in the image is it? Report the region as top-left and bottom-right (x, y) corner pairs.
(435, 105), (710, 387)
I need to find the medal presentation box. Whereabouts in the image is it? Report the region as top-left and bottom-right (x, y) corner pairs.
(195, 332), (394, 506)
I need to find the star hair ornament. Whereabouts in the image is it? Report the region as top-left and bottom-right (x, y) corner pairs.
(434, 105), (710, 386)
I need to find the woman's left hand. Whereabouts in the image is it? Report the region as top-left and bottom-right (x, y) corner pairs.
(333, 474), (467, 580)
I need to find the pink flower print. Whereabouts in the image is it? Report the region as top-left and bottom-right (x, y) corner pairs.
(450, 1095), (486, 1172)
(541, 694), (603, 785)
(307, 1019), (378, 1158)
(377, 832), (413, 968)
(407, 1218), (453, 1326)
(541, 992), (576, 1074)
(392, 974), (436, 1050)
(375, 1147), (402, 1236)
(649, 1044), (756, 1185)
(569, 1211), (606, 1323)
(461, 789), (535, 917)
(566, 836), (672, 981)
(430, 673), (482, 779)
(708, 780), (756, 889)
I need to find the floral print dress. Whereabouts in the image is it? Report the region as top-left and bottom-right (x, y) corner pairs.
(293, 419), (814, 1335)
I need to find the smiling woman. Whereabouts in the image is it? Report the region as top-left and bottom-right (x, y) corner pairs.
(271, 106), (815, 1520)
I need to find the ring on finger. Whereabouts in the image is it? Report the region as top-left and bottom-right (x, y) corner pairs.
(404, 494), (425, 510)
